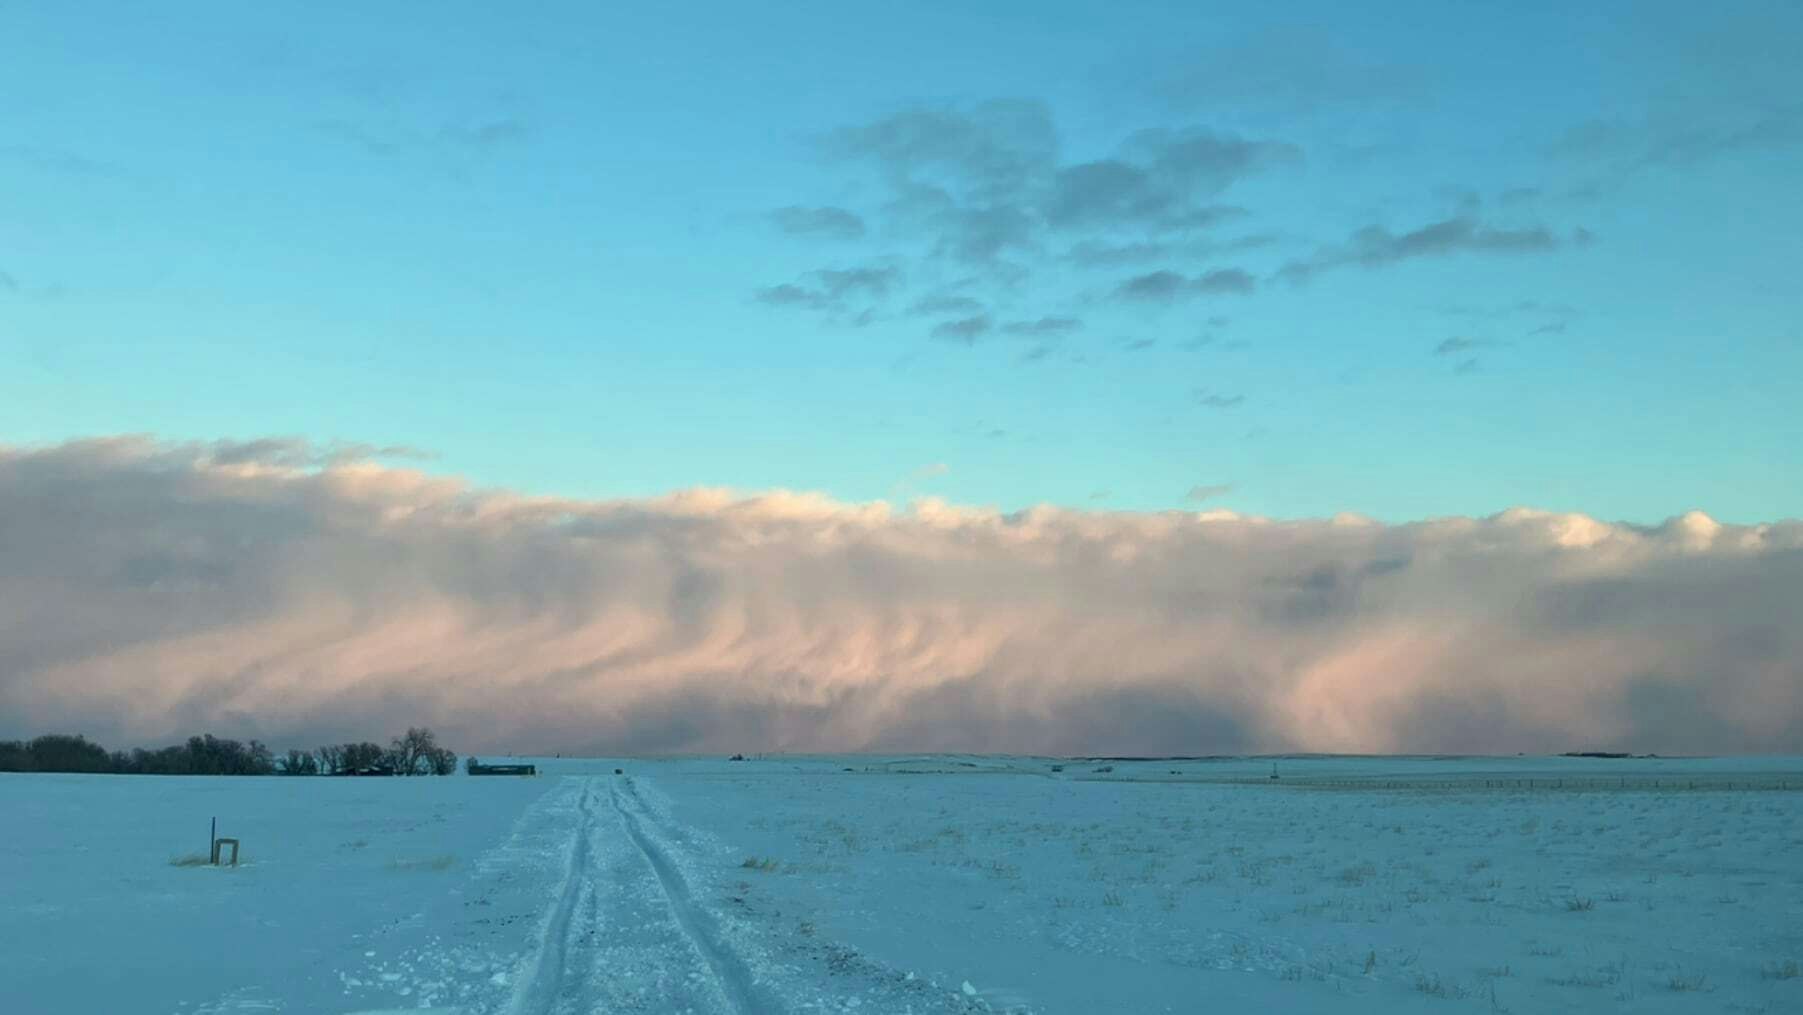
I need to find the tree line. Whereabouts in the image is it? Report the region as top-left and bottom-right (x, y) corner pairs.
(0, 728), (457, 776)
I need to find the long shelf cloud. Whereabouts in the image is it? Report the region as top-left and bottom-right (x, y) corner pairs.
(2, 437), (1797, 756)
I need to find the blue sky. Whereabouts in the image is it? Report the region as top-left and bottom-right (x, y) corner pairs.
(4, 0), (1800, 522)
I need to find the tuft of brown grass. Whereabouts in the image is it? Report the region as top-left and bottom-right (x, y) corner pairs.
(1666, 969), (1708, 992)
(1413, 973), (1472, 999)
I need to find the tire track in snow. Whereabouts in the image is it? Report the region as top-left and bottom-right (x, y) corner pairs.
(611, 778), (767, 1014)
(507, 780), (596, 1015)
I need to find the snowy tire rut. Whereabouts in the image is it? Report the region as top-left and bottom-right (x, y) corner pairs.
(612, 779), (767, 1013)
(499, 776), (768, 1015)
(297, 773), (1020, 1014)
(508, 783), (600, 1015)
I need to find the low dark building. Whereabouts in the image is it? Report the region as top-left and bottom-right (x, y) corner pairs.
(468, 762), (536, 776)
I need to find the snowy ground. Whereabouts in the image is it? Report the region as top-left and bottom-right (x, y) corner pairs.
(3, 756), (1800, 1014)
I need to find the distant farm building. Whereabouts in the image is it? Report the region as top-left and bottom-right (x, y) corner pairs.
(467, 761), (537, 776)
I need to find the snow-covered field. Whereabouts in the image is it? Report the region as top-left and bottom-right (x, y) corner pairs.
(4, 756), (1800, 1014)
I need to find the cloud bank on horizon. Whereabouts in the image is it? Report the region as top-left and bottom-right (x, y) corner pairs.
(3, 437), (1798, 757)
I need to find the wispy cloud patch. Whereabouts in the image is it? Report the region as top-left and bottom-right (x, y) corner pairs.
(1279, 217), (1568, 284)
(765, 100), (1298, 337)
(1433, 336), (1498, 356)
(1116, 268), (1256, 302)
(202, 437), (436, 468)
(909, 294), (985, 317)
(931, 315), (992, 344)
(890, 461), (952, 499)
(1000, 317), (1082, 337)
(1550, 105), (1803, 169)
(1046, 131), (1295, 231)
(1193, 389), (1246, 409)
(770, 205), (867, 240)
(756, 265), (900, 313)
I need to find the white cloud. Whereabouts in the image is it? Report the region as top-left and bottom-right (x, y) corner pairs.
(2, 437), (1799, 756)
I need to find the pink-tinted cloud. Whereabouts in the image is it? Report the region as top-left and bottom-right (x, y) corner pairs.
(2, 437), (1798, 756)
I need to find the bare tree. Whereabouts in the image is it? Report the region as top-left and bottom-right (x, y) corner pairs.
(426, 746), (458, 776)
(335, 741), (387, 773)
(278, 749), (319, 775)
(390, 727), (439, 776)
